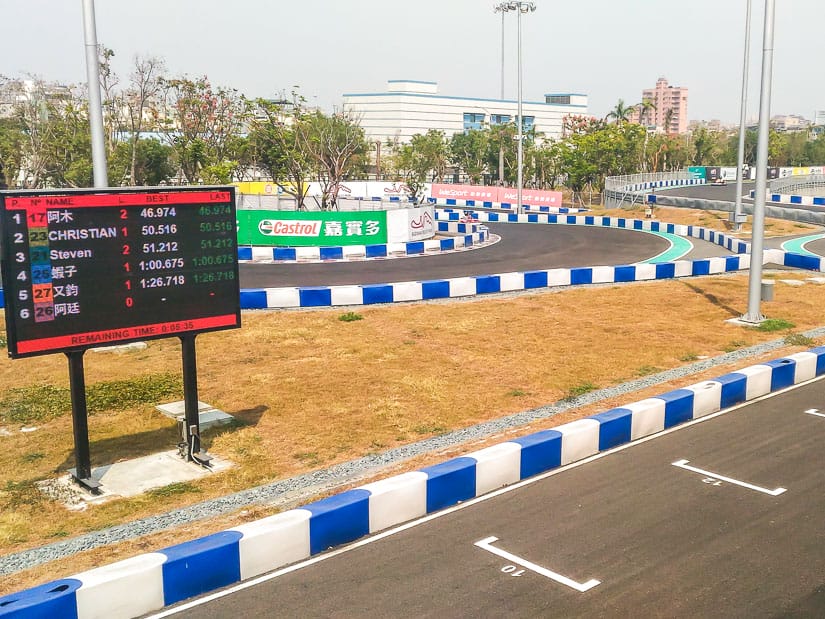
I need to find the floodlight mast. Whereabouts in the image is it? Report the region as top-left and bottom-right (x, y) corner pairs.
(733, 0), (752, 233)
(495, 2), (536, 214)
(742, 0), (776, 324)
(81, 0), (108, 188)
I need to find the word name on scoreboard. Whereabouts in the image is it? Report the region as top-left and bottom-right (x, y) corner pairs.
(0, 187), (241, 358)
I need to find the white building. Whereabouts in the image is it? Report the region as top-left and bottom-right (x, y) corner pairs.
(342, 80), (588, 144)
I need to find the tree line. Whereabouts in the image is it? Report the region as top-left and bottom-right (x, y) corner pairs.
(2, 52), (825, 207)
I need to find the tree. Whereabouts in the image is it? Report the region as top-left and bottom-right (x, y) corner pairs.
(449, 129), (488, 184)
(691, 127), (724, 166)
(391, 132), (443, 202)
(123, 55), (166, 185)
(109, 137), (175, 186)
(297, 110), (368, 210)
(0, 116), (23, 188)
(637, 99), (656, 127)
(530, 140), (565, 189)
(606, 99), (633, 126)
(248, 96), (313, 209)
(486, 122), (518, 184)
(157, 76), (249, 183)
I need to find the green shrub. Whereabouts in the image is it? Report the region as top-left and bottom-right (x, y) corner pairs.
(757, 318), (795, 332)
(564, 382), (597, 401)
(338, 311), (364, 322)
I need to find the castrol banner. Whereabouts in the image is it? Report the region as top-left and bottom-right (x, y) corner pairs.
(429, 184), (562, 207)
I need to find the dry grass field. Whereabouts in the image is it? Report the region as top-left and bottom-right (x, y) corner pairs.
(1, 207), (824, 594)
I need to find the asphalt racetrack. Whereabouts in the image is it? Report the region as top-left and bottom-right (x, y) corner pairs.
(239, 222), (720, 289)
(161, 378), (825, 618)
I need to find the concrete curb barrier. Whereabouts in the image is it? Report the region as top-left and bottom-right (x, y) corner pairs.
(426, 198), (587, 214)
(749, 189), (825, 207)
(7, 346), (824, 618)
(233, 214), (766, 309)
(237, 224), (489, 263)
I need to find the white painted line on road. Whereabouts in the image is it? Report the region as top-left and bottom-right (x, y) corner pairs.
(671, 459), (787, 496)
(147, 377), (823, 618)
(804, 408), (825, 418)
(474, 536), (600, 592)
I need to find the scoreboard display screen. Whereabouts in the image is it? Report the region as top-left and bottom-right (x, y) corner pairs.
(0, 187), (241, 358)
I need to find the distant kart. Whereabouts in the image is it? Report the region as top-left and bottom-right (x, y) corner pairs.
(711, 178), (727, 186)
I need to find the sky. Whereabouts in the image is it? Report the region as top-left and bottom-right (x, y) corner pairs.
(2, 0), (823, 124)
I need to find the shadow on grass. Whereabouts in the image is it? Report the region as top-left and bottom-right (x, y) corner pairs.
(680, 281), (741, 317)
(56, 405), (268, 470)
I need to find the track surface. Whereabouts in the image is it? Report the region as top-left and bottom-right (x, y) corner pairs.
(239, 224), (670, 288)
(163, 379), (825, 618)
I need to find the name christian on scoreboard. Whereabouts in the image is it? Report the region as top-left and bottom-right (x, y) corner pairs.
(0, 187), (242, 358)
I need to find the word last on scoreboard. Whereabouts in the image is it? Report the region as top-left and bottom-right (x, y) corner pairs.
(0, 187), (241, 358)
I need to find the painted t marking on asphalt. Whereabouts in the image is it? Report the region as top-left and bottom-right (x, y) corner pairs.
(804, 408), (825, 418)
(671, 459), (786, 496)
(474, 536), (600, 592)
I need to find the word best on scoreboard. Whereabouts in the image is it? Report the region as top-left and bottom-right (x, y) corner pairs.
(0, 187), (242, 358)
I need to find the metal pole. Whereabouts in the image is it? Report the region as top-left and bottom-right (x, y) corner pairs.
(733, 0), (752, 232)
(67, 351), (100, 491)
(516, 6), (524, 215)
(742, 0), (776, 324)
(499, 8), (505, 185)
(81, 0), (108, 188)
(181, 334), (202, 461)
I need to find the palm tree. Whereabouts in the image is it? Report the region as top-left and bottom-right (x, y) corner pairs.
(637, 99), (656, 171)
(606, 99), (633, 126)
(638, 99), (656, 128)
(663, 108), (676, 134)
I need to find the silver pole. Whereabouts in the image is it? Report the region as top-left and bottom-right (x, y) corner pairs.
(733, 0), (752, 232)
(516, 6), (523, 215)
(499, 8), (505, 185)
(742, 0), (775, 324)
(81, 0), (108, 188)
(500, 10), (505, 100)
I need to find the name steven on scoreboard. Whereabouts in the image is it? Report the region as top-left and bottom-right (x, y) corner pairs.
(51, 249), (93, 260)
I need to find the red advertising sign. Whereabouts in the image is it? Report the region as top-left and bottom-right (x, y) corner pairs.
(430, 184), (562, 207)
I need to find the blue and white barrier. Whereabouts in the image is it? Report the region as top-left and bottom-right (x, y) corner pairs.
(427, 197), (586, 214)
(749, 190), (825, 207)
(237, 228), (489, 263)
(5, 346), (825, 618)
(234, 214), (762, 309)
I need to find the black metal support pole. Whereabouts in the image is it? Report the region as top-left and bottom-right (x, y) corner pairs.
(67, 350), (100, 491)
(180, 334), (209, 464)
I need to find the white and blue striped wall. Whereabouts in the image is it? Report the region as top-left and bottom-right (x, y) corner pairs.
(748, 190), (825, 207)
(5, 346), (824, 619)
(427, 198), (587, 214)
(237, 228), (488, 263)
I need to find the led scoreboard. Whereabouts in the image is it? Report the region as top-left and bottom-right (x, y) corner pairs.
(0, 187), (241, 358)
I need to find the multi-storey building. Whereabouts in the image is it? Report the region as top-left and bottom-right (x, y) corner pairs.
(342, 80), (588, 144)
(628, 77), (688, 134)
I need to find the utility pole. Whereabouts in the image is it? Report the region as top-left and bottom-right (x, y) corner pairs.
(81, 0), (108, 188)
(733, 0), (752, 233)
(742, 0), (776, 324)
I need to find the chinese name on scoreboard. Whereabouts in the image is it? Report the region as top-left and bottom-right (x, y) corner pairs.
(0, 187), (242, 358)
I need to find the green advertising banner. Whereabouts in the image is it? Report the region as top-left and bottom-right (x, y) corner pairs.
(237, 209), (388, 246)
(688, 166), (707, 180)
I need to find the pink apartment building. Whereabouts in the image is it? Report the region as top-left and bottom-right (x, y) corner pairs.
(629, 77), (689, 134)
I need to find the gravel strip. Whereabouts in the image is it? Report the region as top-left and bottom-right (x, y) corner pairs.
(3, 326), (824, 578)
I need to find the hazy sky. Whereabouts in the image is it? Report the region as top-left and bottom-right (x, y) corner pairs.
(2, 0), (822, 123)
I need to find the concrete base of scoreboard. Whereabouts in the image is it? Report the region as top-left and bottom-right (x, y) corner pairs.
(39, 450), (234, 509)
(155, 400), (235, 430)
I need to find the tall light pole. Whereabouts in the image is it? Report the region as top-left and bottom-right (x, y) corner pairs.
(742, 0), (776, 324)
(733, 0), (752, 233)
(514, 2), (536, 214)
(81, 0), (108, 188)
(494, 3), (508, 185)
